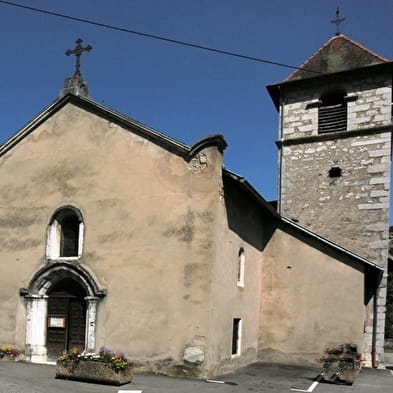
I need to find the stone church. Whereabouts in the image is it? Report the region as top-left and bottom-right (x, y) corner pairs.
(0, 33), (391, 377)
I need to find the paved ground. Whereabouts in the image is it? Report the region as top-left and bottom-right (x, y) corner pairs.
(384, 351), (393, 368)
(0, 361), (392, 393)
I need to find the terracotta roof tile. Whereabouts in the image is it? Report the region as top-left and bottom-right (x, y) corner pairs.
(285, 34), (389, 82)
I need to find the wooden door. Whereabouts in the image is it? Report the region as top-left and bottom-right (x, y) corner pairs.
(68, 299), (86, 350)
(46, 279), (86, 358)
(47, 297), (68, 357)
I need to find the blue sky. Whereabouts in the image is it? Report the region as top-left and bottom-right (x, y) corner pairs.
(0, 1), (392, 209)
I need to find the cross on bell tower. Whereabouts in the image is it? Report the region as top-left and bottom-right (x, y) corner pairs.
(331, 7), (345, 36)
(60, 38), (93, 98)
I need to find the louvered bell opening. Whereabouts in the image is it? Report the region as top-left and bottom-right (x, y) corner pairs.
(318, 103), (347, 133)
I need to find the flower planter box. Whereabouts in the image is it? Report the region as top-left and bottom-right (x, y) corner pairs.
(322, 361), (360, 384)
(320, 344), (362, 384)
(56, 360), (133, 385)
(0, 347), (19, 361)
(0, 356), (18, 362)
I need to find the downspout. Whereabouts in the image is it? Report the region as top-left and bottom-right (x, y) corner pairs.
(277, 86), (284, 214)
(371, 288), (378, 368)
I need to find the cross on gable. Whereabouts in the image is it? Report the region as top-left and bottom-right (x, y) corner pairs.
(65, 38), (92, 77)
(331, 7), (345, 36)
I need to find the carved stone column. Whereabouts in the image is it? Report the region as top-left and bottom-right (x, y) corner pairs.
(85, 296), (99, 352)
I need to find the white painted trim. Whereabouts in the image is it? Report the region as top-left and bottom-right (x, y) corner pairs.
(47, 207), (84, 259)
(47, 219), (60, 259)
(78, 221), (84, 257)
(25, 295), (48, 363)
(118, 391), (143, 393)
(85, 296), (99, 351)
(291, 381), (319, 392)
(237, 249), (245, 288)
(49, 257), (80, 262)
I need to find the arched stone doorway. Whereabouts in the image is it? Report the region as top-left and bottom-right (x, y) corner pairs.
(20, 262), (106, 363)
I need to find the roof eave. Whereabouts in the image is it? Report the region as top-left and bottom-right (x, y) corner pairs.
(0, 93), (227, 161)
(267, 61), (393, 110)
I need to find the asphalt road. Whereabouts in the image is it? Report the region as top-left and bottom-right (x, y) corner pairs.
(0, 361), (392, 393)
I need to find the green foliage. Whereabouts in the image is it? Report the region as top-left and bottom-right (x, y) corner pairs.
(59, 347), (129, 373)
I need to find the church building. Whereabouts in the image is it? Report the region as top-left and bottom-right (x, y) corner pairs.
(0, 33), (391, 377)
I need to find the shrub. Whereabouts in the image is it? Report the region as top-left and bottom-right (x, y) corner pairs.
(0, 346), (18, 359)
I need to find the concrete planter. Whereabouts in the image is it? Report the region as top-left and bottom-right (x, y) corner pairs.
(319, 343), (362, 384)
(0, 356), (18, 362)
(56, 359), (132, 385)
(0, 353), (19, 362)
(322, 361), (361, 384)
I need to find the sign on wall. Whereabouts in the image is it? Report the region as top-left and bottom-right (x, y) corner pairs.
(48, 316), (66, 328)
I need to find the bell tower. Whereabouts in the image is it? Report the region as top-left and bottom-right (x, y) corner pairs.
(268, 34), (392, 366)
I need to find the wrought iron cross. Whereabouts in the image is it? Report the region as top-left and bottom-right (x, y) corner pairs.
(331, 7), (345, 36)
(65, 38), (92, 77)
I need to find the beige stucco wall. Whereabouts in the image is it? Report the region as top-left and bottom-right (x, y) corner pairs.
(259, 226), (365, 365)
(206, 179), (264, 376)
(0, 102), (224, 376)
(0, 99), (372, 377)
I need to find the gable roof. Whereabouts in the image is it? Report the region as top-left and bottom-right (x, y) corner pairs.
(285, 34), (389, 82)
(0, 93), (227, 161)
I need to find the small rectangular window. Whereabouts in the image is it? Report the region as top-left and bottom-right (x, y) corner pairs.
(232, 318), (242, 356)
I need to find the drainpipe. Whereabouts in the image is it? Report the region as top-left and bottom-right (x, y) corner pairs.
(277, 86), (283, 214)
(371, 288), (378, 368)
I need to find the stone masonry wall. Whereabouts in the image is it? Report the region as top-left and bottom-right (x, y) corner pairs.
(279, 71), (392, 367)
(280, 133), (390, 263)
(281, 74), (391, 139)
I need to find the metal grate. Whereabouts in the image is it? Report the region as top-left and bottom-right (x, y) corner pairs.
(318, 103), (347, 133)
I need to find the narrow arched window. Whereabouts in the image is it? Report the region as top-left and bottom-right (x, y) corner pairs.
(237, 248), (245, 287)
(318, 91), (347, 133)
(60, 214), (80, 257)
(47, 207), (84, 259)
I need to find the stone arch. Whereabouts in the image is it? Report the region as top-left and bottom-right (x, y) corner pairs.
(20, 262), (106, 363)
(24, 262), (105, 298)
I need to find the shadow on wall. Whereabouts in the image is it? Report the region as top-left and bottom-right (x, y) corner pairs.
(223, 171), (380, 305)
(223, 173), (276, 252)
